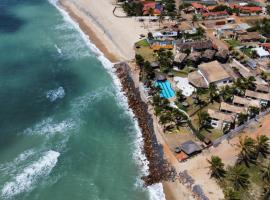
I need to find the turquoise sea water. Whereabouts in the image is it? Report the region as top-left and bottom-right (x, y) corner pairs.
(0, 0), (164, 199)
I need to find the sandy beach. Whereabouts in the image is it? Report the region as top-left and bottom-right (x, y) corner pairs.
(59, 0), (148, 62)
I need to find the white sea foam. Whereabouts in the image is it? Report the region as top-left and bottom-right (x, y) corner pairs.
(46, 86), (65, 102)
(23, 118), (74, 137)
(54, 44), (63, 55)
(48, 1), (166, 199)
(1, 150), (60, 199)
(0, 149), (35, 174)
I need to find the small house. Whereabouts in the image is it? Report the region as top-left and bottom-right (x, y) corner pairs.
(208, 109), (235, 130)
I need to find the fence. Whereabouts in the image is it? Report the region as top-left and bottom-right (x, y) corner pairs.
(213, 107), (270, 146)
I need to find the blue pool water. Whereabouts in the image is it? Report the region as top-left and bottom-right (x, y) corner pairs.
(155, 80), (175, 99)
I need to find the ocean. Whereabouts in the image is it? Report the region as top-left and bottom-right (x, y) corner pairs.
(0, 0), (165, 199)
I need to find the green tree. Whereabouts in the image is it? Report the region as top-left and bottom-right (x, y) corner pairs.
(207, 156), (226, 179)
(237, 113), (248, 125)
(198, 111), (212, 131)
(135, 54), (144, 67)
(208, 83), (219, 103)
(256, 135), (270, 158)
(227, 165), (250, 191)
(224, 188), (241, 200)
(237, 136), (257, 167)
(249, 106), (260, 118)
(261, 163), (270, 183)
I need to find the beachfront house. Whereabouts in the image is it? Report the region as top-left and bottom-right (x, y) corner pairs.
(188, 61), (233, 88)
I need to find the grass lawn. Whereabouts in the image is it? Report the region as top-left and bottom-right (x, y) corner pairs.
(135, 39), (149, 47)
(241, 47), (253, 57)
(135, 46), (156, 62)
(201, 129), (223, 141)
(172, 70), (188, 78)
(225, 39), (242, 47)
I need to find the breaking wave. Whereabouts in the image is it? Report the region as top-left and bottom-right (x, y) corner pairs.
(1, 150), (60, 199)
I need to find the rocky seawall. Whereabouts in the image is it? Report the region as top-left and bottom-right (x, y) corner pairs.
(114, 62), (175, 186)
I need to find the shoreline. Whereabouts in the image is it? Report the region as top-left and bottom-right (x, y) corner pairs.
(59, 0), (121, 62)
(57, 1), (193, 200)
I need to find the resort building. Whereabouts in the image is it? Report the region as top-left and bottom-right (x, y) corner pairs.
(174, 40), (213, 52)
(233, 95), (261, 108)
(220, 102), (247, 114)
(245, 90), (270, 106)
(208, 109), (236, 130)
(188, 61), (233, 88)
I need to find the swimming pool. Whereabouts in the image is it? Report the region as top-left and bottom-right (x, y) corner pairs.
(155, 80), (175, 99)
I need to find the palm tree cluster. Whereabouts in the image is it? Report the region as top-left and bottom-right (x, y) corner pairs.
(207, 135), (270, 199)
(157, 49), (174, 73)
(220, 77), (256, 103)
(135, 54), (155, 82)
(237, 135), (270, 167)
(152, 94), (188, 131)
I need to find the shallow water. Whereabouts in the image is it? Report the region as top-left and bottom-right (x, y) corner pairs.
(0, 0), (164, 199)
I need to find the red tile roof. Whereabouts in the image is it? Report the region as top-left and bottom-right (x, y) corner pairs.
(241, 6), (262, 12)
(143, 2), (161, 15)
(191, 2), (204, 9)
(203, 10), (228, 17)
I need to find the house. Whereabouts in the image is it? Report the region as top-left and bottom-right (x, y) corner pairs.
(153, 31), (178, 40)
(142, 1), (163, 16)
(245, 90), (270, 106)
(215, 49), (229, 63)
(252, 47), (270, 58)
(262, 43), (270, 52)
(174, 40), (213, 52)
(188, 71), (208, 88)
(256, 84), (270, 93)
(240, 6), (262, 14)
(246, 59), (257, 69)
(201, 49), (216, 62)
(202, 11), (229, 20)
(237, 32), (261, 42)
(186, 51), (201, 64)
(199, 61), (233, 87)
(208, 109), (236, 130)
(150, 40), (174, 51)
(173, 52), (187, 67)
(233, 95), (261, 108)
(220, 102), (247, 114)
(191, 2), (205, 12)
(180, 140), (203, 156)
(188, 61), (233, 88)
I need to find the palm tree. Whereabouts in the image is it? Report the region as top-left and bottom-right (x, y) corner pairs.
(227, 165), (250, 191)
(176, 90), (186, 102)
(261, 181), (270, 200)
(220, 86), (234, 103)
(237, 136), (257, 167)
(208, 83), (219, 103)
(248, 106), (260, 119)
(198, 111), (212, 131)
(237, 113), (248, 125)
(261, 162), (270, 183)
(158, 11), (165, 29)
(207, 156), (226, 179)
(224, 188), (241, 200)
(256, 135), (270, 158)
